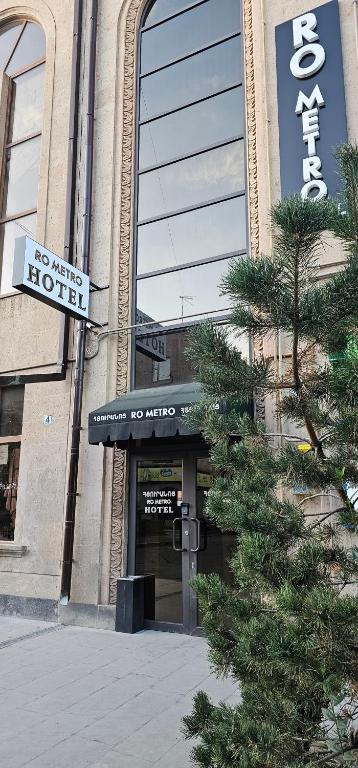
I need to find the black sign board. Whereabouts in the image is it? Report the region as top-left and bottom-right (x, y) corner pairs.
(276, 0), (347, 199)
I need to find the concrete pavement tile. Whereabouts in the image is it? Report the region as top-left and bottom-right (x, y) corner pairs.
(152, 738), (193, 767)
(116, 724), (183, 764)
(0, 618), (54, 643)
(134, 644), (206, 681)
(66, 674), (153, 719)
(115, 695), (194, 760)
(0, 621), (240, 768)
(78, 709), (151, 747)
(11, 662), (101, 698)
(190, 674), (238, 703)
(91, 751), (152, 768)
(0, 722), (71, 768)
(118, 687), (183, 720)
(21, 668), (135, 715)
(0, 707), (47, 740)
(225, 689), (243, 706)
(147, 661), (211, 696)
(34, 711), (99, 738)
(23, 735), (109, 768)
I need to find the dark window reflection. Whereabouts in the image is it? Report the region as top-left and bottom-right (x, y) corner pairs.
(0, 387), (24, 436)
(141, 0), (241, 74)
(9, 65), (45, 142)
(2, 137), (40, 218)
(135, 459), (183, 623)
(0, 388), (23, 542)
(138, 141), (244, 221)
(0, 442), (20, 541)
(144, 0), (196, 27)
(135, 328), (196, 389)
(196, 458), (236, 624)
(134, 0), (245, 391)
(136, 257), (235, 325)
(140, 37), (242, 120)
(137, 197), (246, 274)
(139, 87), (243, 169)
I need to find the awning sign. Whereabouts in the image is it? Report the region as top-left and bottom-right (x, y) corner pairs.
(275, 0), (347, 199)
(12, 236), (89, 321)
(90, 399), (216, 426)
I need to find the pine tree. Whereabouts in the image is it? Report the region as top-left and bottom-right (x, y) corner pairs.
(183, 145), (358, 767)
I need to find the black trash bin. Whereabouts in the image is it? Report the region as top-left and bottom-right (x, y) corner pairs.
(115, 575), (155, 633)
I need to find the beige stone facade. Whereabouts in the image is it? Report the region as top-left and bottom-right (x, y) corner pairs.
(0, 0), (355, 627)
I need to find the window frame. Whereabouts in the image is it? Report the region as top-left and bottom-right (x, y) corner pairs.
(0, 385), (24, 542)
(0, 20), (46, 293)
(131, 0), (248, 389)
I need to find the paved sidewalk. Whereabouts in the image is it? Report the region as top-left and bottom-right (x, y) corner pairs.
(0, 617), (239, 767)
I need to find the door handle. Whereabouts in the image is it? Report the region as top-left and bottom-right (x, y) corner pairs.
(172, 517), (186, 551)
(190, 517), (201, 552)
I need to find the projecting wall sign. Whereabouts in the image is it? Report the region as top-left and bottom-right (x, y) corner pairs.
(12, 236), (89, 322)
(135, 309), (167, 363)
(276, 0), (347, 200)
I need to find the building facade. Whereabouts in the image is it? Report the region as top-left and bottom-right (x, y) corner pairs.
(0, 0), (356, 632)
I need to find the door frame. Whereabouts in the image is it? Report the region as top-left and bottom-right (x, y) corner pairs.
(127, 443), (208, 634)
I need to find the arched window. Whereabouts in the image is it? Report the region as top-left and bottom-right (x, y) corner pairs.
(134, 0), (246, 388)
(0, 20), (46, 294)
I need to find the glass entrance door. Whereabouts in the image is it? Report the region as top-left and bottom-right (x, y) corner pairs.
(132, 452), (236, 633)
(135, 459), (183, 624)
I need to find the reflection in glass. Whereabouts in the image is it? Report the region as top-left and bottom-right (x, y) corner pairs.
(6, 23), (46, 75)
(0, 23), (22, 71)
(140, 37), (242, 120)
(136, 460), (183, 623)
(3, 137), (40, 217)
(144, 0), (195, 27)
(0, 442), (20, 541)
(8, 65), (45, 142)
(135, 328), (195, 389)
(139, 141), (244, 221)
(141, 0), (241, 74)
(136, 257), (235, 325)
(0, 213), (36, 294)
(196, 458), (236, 624)
(0, 387), (24, 437)
(137, 197), (246, 274)
(139, 87), (243, 169)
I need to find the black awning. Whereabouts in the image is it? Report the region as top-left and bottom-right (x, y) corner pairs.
(88, 382), (204, 446)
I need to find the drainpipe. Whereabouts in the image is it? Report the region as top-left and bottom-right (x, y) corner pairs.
(60, 0), (98, 602)
(354, 1), (358, 66)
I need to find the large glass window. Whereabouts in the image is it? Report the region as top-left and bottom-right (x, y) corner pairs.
(134, 0), (246, 389)
(0, 386), (24, 541)
(0, 20), (46, 295)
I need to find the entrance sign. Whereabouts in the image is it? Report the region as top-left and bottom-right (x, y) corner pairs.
(276, 0), (347, 199)
(142, 489), (177, 515)
(12, 236), (89, 321)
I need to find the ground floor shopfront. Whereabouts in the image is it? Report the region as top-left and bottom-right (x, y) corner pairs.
(88, 383), (238, 635)
(129, 447), (235, 634)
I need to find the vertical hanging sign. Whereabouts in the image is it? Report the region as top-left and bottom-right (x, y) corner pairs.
(276, 0), (347, 200)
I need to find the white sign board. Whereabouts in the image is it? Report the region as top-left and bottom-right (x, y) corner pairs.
(12, 236), (90, 322)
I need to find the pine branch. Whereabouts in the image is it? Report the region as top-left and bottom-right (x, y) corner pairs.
(312, 745), (358, 766)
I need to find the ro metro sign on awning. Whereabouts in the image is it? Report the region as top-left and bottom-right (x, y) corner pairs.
(12, 236), (89, 321)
